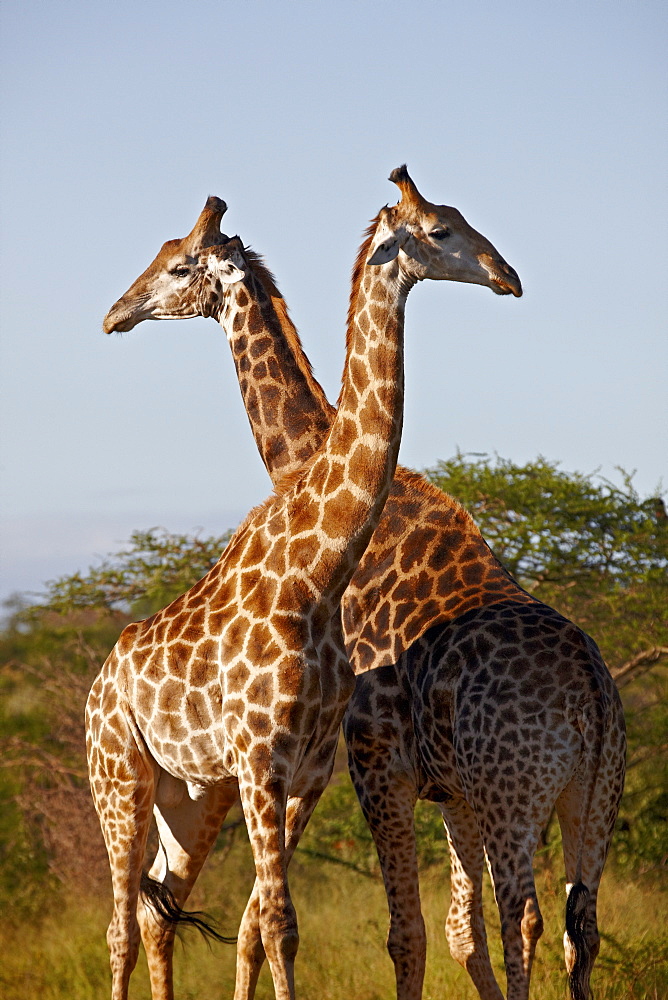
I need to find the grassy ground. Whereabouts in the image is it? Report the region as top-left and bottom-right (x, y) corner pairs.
(2, 831), (666, 1000)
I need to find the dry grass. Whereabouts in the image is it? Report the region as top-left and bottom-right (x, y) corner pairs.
(2, 832), (666, 1000)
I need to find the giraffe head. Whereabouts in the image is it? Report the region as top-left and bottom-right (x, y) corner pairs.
(103, 197), (246, 333)
(367, 165), (522, 296)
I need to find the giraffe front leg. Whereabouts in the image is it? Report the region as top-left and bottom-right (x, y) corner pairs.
(350, 756), (425, 1000)
(440, 797), (504, 1000)
(234, 772), (338, 998)
(234, 881), (264, 1000)
(238, 778), (299, 1000)
(138, 778), (239, 1000)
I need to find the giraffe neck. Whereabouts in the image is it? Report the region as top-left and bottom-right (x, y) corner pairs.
(287, 236), (412, 607)
(211, 231), (409, 608)
(210, 232), (529, 652)
(216, 252), (334, 480)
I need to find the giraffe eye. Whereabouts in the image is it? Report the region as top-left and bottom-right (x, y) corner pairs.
(169, 266), (190, 278)
(431, 230), (450, 241)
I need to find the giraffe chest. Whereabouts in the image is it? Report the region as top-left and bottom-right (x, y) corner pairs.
(126, 642), (228, 783)
(125, 606), (353, 787)
(218, 614), (354, 779)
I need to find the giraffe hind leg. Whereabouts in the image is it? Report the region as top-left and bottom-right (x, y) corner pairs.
(484, 840), (544, 1000)
(556, 776), (618, 1000)
(470, 781), (553, 1000)
(348, 759), (425, 1000)
(440, 796), (504, 1000)
(138, 778), (239, 1000)
(87, 711), (156, 1000)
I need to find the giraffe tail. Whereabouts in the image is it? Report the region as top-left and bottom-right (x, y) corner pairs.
(565, 881), (592, 1000)
(140, 871), (237, 945)
(564, 646), (611, 1000)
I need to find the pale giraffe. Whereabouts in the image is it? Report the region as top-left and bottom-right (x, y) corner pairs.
(89, 193), (411, 1000)
(103, 171), (626, 1000)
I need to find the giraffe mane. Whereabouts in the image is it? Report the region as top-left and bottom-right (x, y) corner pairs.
(242, 245), (334, 421)
(230, 492), (280, 538)
(331, 219), (483, 538)
(335, 216), (382, 411)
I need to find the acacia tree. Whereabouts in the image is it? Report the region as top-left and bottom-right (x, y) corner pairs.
(305, 457), (668, 877)
(30, 527), (233, 619)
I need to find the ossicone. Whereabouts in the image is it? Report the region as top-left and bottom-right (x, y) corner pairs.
(388, 164), (410, 186)
(185, 196), (229, 249)
(205, 195), (227, 215)
(388, 165), (426, 208)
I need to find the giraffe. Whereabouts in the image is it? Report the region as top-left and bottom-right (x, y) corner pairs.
(103, 171), (626, 1000)
(88, 191), (413, 1000)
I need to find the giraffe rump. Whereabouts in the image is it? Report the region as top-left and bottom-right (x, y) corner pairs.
(565, 880), (593, 1000)
(139, 871), (237, 945)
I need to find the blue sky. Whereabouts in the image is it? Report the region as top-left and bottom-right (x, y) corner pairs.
(1, 0), (666, 606)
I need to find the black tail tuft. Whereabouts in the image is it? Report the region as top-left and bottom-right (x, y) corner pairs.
(565, 881), (592, 1000)
(140, 872), (236, 945)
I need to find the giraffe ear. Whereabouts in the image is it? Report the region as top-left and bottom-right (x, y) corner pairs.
(367, 237), (400, 266)
(205, 254), (245, 284)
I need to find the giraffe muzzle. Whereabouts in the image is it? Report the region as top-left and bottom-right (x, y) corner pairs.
(479, 255), (523, 297)
(103, 299), (147, 334)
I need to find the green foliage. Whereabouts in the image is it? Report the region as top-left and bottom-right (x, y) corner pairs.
(596, 931), (668, 999)
(1, 838), (665, 1000)
(0, 771), (55, 919)
(425, 455), (667, 665)
(424, 454), (666, 590)
(613, 662), (668, 877)
(297, 772), (380, 876)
